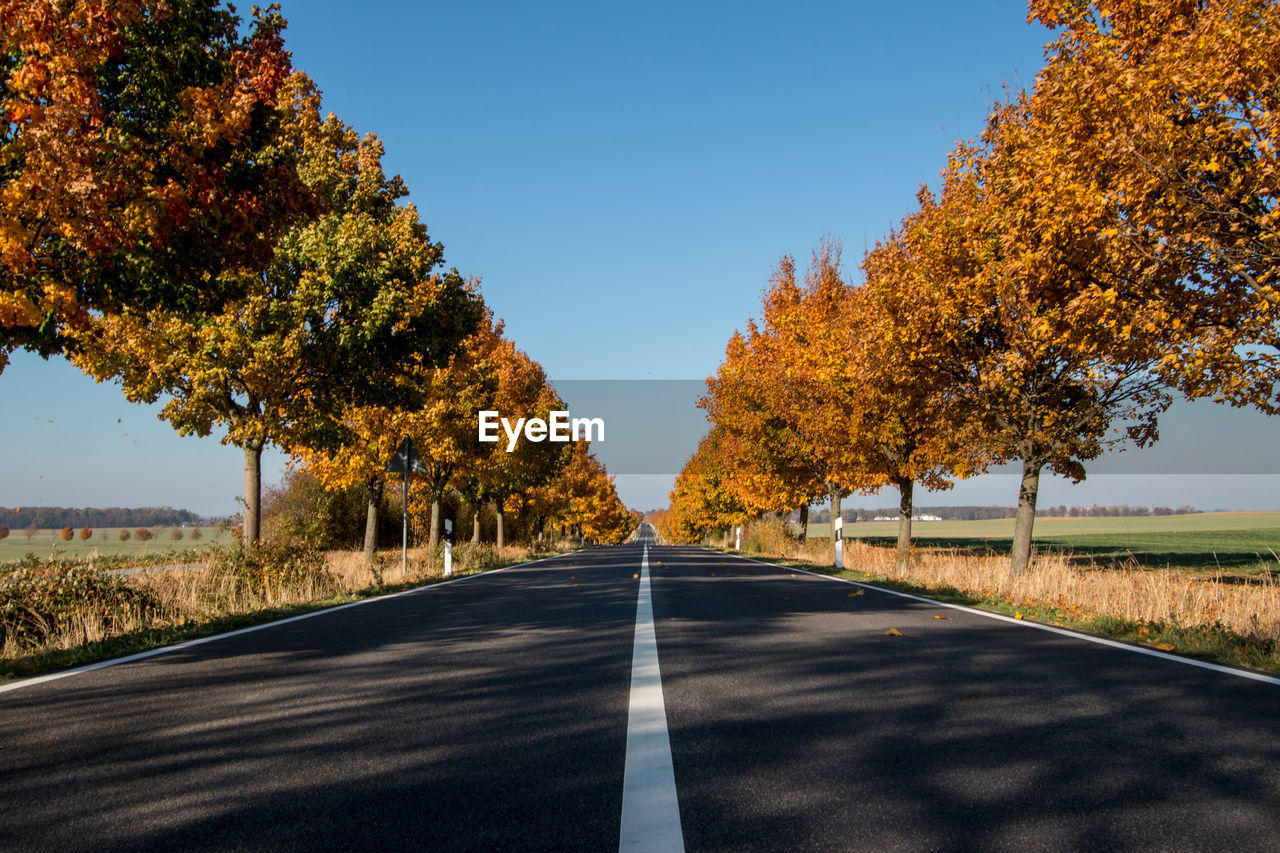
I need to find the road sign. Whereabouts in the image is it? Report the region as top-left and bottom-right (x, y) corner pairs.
(386, 437), (428, 473)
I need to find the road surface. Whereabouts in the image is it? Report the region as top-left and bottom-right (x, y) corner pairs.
(2, 523), (1278, 850)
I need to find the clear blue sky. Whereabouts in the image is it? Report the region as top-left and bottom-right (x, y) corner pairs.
(2, 1), (1277, 516)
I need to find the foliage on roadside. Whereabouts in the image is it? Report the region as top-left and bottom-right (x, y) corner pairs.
(0, 557), (159, 651)
(206, 542), (337, 599)
(0, 539), (575, 680)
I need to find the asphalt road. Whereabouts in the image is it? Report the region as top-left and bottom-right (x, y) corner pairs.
(3, 528), (1279, 851)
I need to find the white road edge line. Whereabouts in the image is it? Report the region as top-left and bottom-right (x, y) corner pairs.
(619, 544), (685, 853)
(713, 548), (1280, 688)
(0, 553), (565, 696)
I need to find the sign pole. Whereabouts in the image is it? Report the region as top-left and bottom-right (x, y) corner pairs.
(385, 435), (425, 579)
(402, 440), (409, 577)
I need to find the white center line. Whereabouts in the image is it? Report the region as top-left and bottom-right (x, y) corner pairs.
(619, 545), (685, 852)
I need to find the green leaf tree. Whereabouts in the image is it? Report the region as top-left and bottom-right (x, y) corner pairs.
(73, 74), (482, 545)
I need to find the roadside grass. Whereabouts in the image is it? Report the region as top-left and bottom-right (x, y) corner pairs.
(728, 519), (1280, 675)
(0, 527), (232, 564)
(0, 540), (572, 682)
(803, 512), (1280, 577)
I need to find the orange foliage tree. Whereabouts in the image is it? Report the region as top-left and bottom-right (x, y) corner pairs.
(700, 256), (829, 540)
(74, 74), (481, 545)
(1031, 0), (1280, 411)
(888, 95), (1188, 576)
(528, 442), (634, 545)
(0, 1), (307, 368)
(662, 427), (750, 545)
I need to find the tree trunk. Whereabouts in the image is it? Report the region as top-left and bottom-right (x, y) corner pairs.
(1010, 457), (1044, 577)
(797, 504), (809, 543)
(895, 477), (914, 569)
(472, 510), (480, 543)
(829, 487), (843, 567)
(363, 477), (382, 561)
(495, 499), (505, 549)
(429, 496), (440, 549)
(242, 441), (262, 547)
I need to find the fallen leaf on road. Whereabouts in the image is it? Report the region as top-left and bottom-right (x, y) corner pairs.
(633, 574), (639, 579)
(1014, 613), (1024, 620)
(934, 614), (949, 620)
(784, 597), (791, 602)
(885, 627), (904, 636)
(848, 591), (863, 598)
(790, 574), (797, 578)
(1153, 642), (1176, 651)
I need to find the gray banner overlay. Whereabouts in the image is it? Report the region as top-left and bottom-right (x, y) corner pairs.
(545, 380), (1280, 476)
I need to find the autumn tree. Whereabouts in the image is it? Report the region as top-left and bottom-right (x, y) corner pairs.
(701, 253), (841, 557)
(295, 304), (507, 554)
(764, 241), (970, 566)
(469, 344), (568, 547)
(1032, 0), (1280, 411)
(892, 95), (1187, 576)
(1, 1), (307, 369)
(59, 526), (73, 541)
(663, 427), (750, 544)
(75, 73), (481, 545)
(78, 527), (91, 541)
(529, 442), (632, 545)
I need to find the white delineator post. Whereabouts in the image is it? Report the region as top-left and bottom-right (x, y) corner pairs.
(443, 519), (453, 577)
(834, 515), (843, 569)
(734, 525), (741, 551)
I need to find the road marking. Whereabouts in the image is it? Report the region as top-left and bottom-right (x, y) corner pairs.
(619, 545), (685, 852)
(716, 549), (1280, 688)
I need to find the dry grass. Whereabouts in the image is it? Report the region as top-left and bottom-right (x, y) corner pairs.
(2, 540), (566, 669)
(738, 519), (1280, 642)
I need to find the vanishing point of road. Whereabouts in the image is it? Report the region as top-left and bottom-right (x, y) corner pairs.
(2, 523), (1278, 851)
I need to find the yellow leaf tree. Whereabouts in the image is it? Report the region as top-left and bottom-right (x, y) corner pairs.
(74, 74), (482, 545)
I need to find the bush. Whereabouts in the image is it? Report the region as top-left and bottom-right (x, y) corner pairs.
(79, 527), (92, 541)
(170, 529), (184, 542)
(208, 541), (337, 598)
(0, 558), (159, 650)
(134, 528), (154, 543)
(118, 529), (132, 542)
(740, 517), (795, 556)
(261, 470), (387, 550)
(189, 527), (203, 541)
(0, 525), (8, 541)
(59, 527), (74, 542)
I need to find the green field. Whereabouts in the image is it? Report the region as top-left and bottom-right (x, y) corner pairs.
(803, 511), (1280, 573)
(0, 527), (232, 564)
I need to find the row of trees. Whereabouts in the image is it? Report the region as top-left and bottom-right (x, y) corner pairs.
(802, 504), (1201, 523)
(1, 1), (634, 550)
(662, 0), (1279, 575)
(0, 506), (201, 529)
